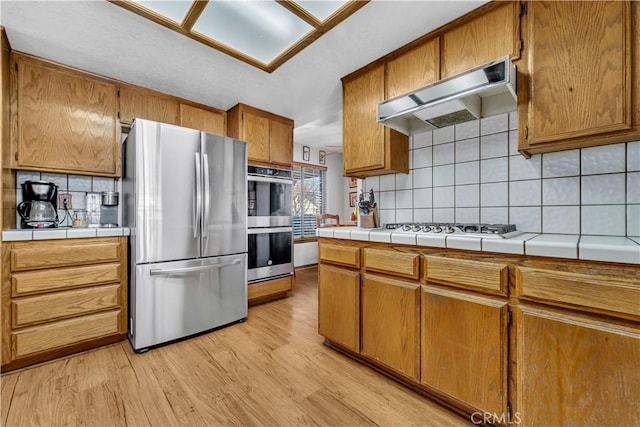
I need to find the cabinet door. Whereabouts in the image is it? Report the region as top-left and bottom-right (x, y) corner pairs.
(343, 65), (386, 173)
(119, 87), (179, 126)
(243, 111), (270, 163)
(318, 264), (360, 353)
(269, 120), (293, 165)
(525, 1), (631, 145)
(442, 2), (519, 78)
(386, 38), (440, 99)
(421, 285), (508, 415)
(179, 103), (226, 135)
(361, 274), (420, 381)
(16, 59), (118, 175)
(515, 304), (640, 426)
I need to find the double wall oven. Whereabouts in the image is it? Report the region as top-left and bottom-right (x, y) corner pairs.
(247, 166), (293, 283)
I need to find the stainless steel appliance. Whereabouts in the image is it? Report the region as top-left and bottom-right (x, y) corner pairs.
(100, 191), (119, 227)
(17, 180), (58, 228)
(377, 56), (517, 135)
(247, 166), (292, 227)
(384, 222), (522, 239)
(246, 165), (293, 283)
(123, 119), (248, 352)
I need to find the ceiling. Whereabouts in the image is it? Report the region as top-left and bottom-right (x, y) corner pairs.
(0, 0), (488, 152)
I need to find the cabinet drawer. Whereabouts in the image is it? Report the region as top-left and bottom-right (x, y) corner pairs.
(12, 310), (121, 358)
(515, 267), (640, 318)
(363, 248), (419, 280)
(319, 243), (361, 268)
(10, 239), (120, 271)
(12, 263), (120, 296)
(424, 256), (508, 294)
(248, 276), (292, 301)
(12, 284), (120, 328)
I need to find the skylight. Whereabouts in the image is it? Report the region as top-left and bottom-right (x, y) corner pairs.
(110, 0), (368, 72)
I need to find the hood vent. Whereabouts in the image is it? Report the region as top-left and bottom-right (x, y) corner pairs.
(377, 56), (517, 135)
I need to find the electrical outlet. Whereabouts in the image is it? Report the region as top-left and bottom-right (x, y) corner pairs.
(59, 193), (72, 209)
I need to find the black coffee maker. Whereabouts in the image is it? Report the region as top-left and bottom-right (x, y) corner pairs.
(17, 180), (59, 228)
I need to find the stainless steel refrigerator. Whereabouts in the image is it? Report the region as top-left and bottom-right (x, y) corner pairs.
(123, 119), (247, 352)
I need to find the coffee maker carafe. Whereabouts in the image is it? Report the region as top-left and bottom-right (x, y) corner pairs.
(17, 180), (59, 228)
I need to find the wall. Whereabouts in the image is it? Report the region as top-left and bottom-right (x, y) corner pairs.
(363, 111), (639, 236)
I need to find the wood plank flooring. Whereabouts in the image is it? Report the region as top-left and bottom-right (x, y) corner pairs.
(1, 267), (469, 426)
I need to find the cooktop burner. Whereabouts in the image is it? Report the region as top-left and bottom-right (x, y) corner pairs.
(384, 223), (521, 239)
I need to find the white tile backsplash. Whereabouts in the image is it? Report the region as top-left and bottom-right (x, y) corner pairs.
(92, 177), (116, 192)
(542, 177), (580, 206)
(41, 173), (67, 191)
(508, 111), (518, 130)
(16, 171), (41, 183)
(68, 175), (92, 191)
(543, 150), (580, 178)
(480, 132), (509, 159)
(364, 176), (379, 192)
(433, 143), (454, 166)
(373, 128), (634, 238)
(480, 113), (509, 136)
(581, 205), (626, 236)
(581, 144), (625, 175)
(582, 174), (626, 205)
(455, 161), (480, 185)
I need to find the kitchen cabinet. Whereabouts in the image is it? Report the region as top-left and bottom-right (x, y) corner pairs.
(11, 53), (119, 176)
(342, 65), (408, 177)
(441, 1), (521, 78)
(519, 1), (640, 155)
(227, 103), (293, 167)
(361, 273), (420, 381)
(248, 275), (293, 306)
(363, 247), (420, 280)
(318, 264), (360, 353)
(1, 237), (128, 372)
(118, 86), (179, 126)
(385, 38), (440, 100)
(424, 255), (508, 296)
(514, 304), (640, 426)
(179, 103), (226, 136)
(421, 285), (508, 416)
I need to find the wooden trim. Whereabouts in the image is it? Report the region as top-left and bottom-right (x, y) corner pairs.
(294, 236), (318, 243)
(292, 161), (327, 171)
(341, 0), (511, 83)
(181, 0), (209, 31)
(294, 263), (318, 272)
(276, 1), (321, 28)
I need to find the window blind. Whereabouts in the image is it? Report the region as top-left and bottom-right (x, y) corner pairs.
(292, 164), (327, 238)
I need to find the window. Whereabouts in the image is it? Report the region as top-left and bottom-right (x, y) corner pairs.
(292, 164), (326, 238)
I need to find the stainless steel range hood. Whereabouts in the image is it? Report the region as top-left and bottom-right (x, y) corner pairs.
(377, 56), (517, 135)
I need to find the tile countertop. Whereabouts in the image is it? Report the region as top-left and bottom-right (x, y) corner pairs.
(318, 227), (640, 265)
(2, 227), (131, 241)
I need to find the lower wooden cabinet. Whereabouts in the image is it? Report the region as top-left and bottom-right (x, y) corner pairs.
(248, 275), (292, 305)
(318, 264), (360, 352)
(421, 285), (508, 415)
(361, 274), (420, 381)
(514, 304), (640, 426)
(1, 237), (128, 372)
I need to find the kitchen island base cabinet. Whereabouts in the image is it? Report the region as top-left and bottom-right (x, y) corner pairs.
(318, 264), (360, 353)
(514, 305), (640, 426)
(1, 237), (128, 372)
(421, 285), (508, 416)
(361, 274), (420, 381)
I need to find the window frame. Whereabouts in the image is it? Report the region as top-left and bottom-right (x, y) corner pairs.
(292, 161), (327, 241)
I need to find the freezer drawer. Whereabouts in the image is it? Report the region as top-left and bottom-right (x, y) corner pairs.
(130, 254), (247, 350)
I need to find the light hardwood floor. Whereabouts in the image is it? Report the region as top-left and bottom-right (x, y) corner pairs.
(1, 267), (469, 426)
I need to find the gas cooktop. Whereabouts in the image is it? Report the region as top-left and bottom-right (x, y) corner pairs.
(384, 222), (523, 239)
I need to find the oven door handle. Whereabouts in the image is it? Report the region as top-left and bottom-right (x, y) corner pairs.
(248, 175), (293, 185)
(247, 227), (293, 234)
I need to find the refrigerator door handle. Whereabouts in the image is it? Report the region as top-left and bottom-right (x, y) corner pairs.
(202, 153), (211, 238)
(149, 259), (242, 276)
(194, 152), (202, 238)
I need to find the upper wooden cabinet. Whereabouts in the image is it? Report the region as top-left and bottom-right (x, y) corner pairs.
(118, 86), (179, 126)
(179, 103), (226, 136)
(342, 65), (408, 177)
(442, 2), (521, 78)
(11, 54), (119, 176)
(519, 1), (639, 155)
(227, 103), (293, 166)
(385, 38), (440, 100)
